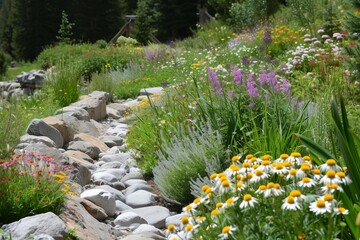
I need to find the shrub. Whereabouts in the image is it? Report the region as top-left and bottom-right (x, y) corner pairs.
(153, 124), (224, 204)
(46, 60), (81, 107)
(95, 39), (107, 49)
(116, 36), (139, 47)
(0, 151), (75, 224)
(229, 0), (267, 30)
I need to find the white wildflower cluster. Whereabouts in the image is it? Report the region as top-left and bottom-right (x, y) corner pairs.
(283, 30), (345, 74)
(167, 152), (351, 239)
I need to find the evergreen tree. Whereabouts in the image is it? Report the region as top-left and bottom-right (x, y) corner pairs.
(56, 11), (74, 44)
(71, 0), (125, 42)
(133, 0), (160, 44)
(155, 0), (198, 41)
(10, 0), (63, 60)
(0, 0), (13, 55)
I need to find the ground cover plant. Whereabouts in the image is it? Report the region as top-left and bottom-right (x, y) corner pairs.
(0, 150), (75, 224)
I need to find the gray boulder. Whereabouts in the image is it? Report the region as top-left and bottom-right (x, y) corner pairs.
(80, 189), (116, 216)
(1, 212), (67, 240)
(26, 119), (64, 148)
(60, 195), (112, 240)
(67, 141), (101, 159)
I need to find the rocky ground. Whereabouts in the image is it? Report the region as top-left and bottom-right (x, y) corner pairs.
(0, 87), (185, 240)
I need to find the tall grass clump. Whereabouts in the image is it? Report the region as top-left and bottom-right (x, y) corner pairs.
(153, 124), (224, 204)
(0, 151), (76, 224)
(0, 94), (60, 159)
(297, 96), (360, 239)
(46, 61), (81, 107)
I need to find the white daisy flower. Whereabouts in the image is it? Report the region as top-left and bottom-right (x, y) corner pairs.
(334, 207), (349, 215)
(281, 196), (301, 211)
(320, 183), (343, 194)
(264, 182), (284, 197)
(250, 169), (269, 183)
(239, 194), (258, 209)
(336, 171), (352, 185)
(319, 159), (342, 173)
(223, 197), (239, 208)
(219, 226), (237, 239)
(286, 168), (297, 181)
(274, 154), (289, 163)
(289, 189), (306, 201)
(312, 168), (322, 181)
(255, 185), (267, 196)
(298, 177), (317, 188)
(309, 199), (331, 215)
(320, 170), (341, 184)
(257, 160), (274, 173)
(273, 163), (289, 175)
(287, 152), (304, 166)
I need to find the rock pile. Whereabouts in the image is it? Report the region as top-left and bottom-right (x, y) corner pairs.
(16, 70), (46, 95)
(0, 87), (187, 240)
(0, 81), (23, 100)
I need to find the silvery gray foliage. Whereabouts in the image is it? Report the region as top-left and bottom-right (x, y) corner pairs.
(153, 123), (224, 204)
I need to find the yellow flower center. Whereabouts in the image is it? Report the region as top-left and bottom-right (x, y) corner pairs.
(326, 170), (336, 178)
(326, 159), (336, 166)
(202, 185), (210, 192)
(316, 200), (326, 208)
(226, 198), (235, 204)
(302, 177), (311, 183)
(289, 169), (297, 175)
(262, 154), (272, 160)
(230, 165), (240, 172)
(331, 183), (338, 189)
(287, 196), (295, 204)
(222, 180), (230, 188)
(236, 182), (243, 188)
(258, 185), (267, 191)
(303, 156), (311, 161)
(290, 190), (301, 197)
(216, 202), (223, 208)
(222, 226), (231, 234)
(338, 207), (346, 213)
(312, 169), (320, 175)
(185, 205), (192, 211)
(255, 169), (264, 176)
(236, 174), (241, 180)
(252, 164), (259, 169)
(251, 157), (257, 163)
(275, 163), (284, 170)
(291, 152), (301, 157)
(181, 216), (189, 224)
(193, 198), (201, 204)
(242, 162), (251, 168)
(283, 161), (292, 167)
(245, 154), (254, 159)
(210, 173), (217, 180)
(274, 183), (281, 189)
(185, 224), (193, 232)
(301, 163), (310, 171)
(243, 194), (252, 201)
(232, 155), (240, 162)
(211, 209), (219, 216)
(267, 182), (275, 188)
(262, 160), (271, 166)
(168, 224), (175, 232)
(280, 154), (289, 159)
(336, 172), (345, 178)
(324, 194), (334, 201)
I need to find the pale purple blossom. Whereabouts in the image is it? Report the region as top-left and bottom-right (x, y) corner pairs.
(208, 67), (223, 95)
